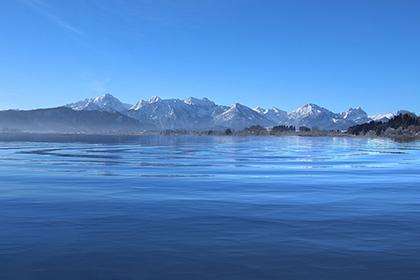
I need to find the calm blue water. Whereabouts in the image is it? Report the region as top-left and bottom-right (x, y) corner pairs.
(1, 136), (420, 280)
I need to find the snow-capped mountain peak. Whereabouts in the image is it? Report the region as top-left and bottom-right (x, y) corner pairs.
(232, 102), (245, 109)
(368, 110), (414, 122)
(66, 93), (131, 112)
(130, 100), (147, 111)
(94, 93), (112, 102)
(342, 107), (365, 117)
(253, 106), (267, 114)
(213, 103), (274, 129)
(296, 104), (316, 115)
(227, 103), (259, 115)
(290, 104), (333, 118)
(254, 106), (288, 124)
(368, 113), (395, 122)
(149, 96), (161, 103)
(287, 103), (353, 130)
(184, 97), (215, 107)
(341, 107), (369, 124)
(271, 107), (283, 113)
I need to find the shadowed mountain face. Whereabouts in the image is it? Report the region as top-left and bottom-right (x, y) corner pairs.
(0, 107), (153, 134)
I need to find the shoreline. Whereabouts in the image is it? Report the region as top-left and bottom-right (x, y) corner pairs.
(0, 131), (418, 144)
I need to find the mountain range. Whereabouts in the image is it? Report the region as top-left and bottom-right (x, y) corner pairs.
(0, 93), (411, 134)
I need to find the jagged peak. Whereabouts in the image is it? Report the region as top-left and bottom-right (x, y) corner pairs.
(293, 103), (328, 115)
(93, 93), (117, 102)
(66, 93), (130, 112)
(347, 106), (365, 112)
(301, 103), (322, 109)
(226, 103), (251, 113)
(130, 100), (147, 110)
(253, 106), (267, 114)
(184, 97), (215, 106)
(254, 106), (286, 115)
(218, 103), (253, 116)
(149, 96), (161, 103)
(232, 103), (246, 109)
(341, 107), (369, 123)
(270, 106), (284, 113)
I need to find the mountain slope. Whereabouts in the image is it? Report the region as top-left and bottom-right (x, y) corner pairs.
(0, 107), (152, 133)
(127, 96), (228, 129)
(288, 104), (355, 130)
(341, 107), (370, 124)
(214, 103), (274, 129)
(254, 107), (288, 124)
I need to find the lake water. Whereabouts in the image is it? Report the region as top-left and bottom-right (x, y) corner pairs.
(1, 136), (420, 280)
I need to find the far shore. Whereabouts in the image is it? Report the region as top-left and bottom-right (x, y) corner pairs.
(0, 131), (418, 144)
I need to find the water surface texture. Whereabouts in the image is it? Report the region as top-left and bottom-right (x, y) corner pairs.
(1, 136), (420, 280)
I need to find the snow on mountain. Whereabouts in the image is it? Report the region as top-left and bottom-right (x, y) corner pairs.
(214, 103), (274, 129)
(289, 103), (333, 119)
(127, 96), (227, 129)
(254, 106), (288, 124)
(288, 104), (354, 130)
(149, 96), (161, 103)
(64, 94), (407, 131)
(253, 107), (266, 114)
(184, 97), (214, 107)
(183, 97), (228, 118)
(368, 110), (415, 122)
(341, 107), (370, 124)
(67, 94), (131, 112)
(128, 97), (192, 129)
(369, 112), (398, 122)
(130, 100), (147, 111)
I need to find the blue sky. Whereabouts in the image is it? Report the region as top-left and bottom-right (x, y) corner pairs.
(1, 0), (419, 114)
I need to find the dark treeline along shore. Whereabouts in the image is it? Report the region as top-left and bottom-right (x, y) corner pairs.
(161, 113), (420, 140)
(161, 125), (342, 137)
(347, 113), (420, 139)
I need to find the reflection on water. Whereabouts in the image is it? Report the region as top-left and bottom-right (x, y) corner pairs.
(0, 136), (420, 280)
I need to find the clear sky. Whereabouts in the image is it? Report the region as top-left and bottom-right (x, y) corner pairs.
(1, 0), (419, 114)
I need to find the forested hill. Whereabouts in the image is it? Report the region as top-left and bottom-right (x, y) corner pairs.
(347, 113), (420, 138)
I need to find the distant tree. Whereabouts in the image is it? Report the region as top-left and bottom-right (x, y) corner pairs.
(299, 126), (311, 132)
(242, 125), (268, 135)
(271, 125), (296, 134)
(225, 128), (233, 135)
(389, 113), (419, 129)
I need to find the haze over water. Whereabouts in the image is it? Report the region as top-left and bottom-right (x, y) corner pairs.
(1, 136), (420, 280)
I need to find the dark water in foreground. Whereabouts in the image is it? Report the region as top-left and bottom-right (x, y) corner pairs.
(1, 136), (420, 280)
